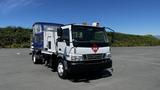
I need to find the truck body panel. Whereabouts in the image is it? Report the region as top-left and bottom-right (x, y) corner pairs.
(32, 22), (64, 53)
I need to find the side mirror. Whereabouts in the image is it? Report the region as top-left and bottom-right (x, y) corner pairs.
(111, 32), (115, 43)
(57, 28), (62, 36)
(105, 27), (115, 44)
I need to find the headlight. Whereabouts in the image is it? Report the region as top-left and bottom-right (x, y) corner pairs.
(71, 55), (83, 61)
(104, 53), (111, 59)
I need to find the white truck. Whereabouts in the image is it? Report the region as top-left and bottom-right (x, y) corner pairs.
(31, 22), (113, 79)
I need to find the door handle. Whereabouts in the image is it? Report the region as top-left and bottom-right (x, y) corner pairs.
(59, 48), (61, 51)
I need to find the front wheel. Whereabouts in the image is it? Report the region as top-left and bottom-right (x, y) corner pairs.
(57, 60), (68, 79)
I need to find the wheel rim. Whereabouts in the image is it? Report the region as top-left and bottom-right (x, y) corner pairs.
(33, 55), (36, 63)
(58, 62), (64, 76)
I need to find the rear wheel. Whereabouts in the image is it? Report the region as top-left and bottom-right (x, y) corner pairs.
(32, 53), (38, 64)
(57, 60), (68, 79)
(32, 51), (43, 64)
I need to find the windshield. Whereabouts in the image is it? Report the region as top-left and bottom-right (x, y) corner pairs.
(72, 26), (109, 47)
(72, 26), (108, 43)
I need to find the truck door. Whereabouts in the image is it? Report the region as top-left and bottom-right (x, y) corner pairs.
(57, 28), (70, 56)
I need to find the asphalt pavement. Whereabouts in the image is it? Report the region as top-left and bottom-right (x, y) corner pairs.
(0, 47), (160, 90)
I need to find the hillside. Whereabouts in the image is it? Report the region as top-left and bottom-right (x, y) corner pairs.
(0, 27), (32, 48)
(0, 27), (160, 48)
(154, 35), (160, 39)
(107, 32), (160, 47)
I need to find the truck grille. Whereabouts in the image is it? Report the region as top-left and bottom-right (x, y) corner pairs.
(83, 54), (105, 61)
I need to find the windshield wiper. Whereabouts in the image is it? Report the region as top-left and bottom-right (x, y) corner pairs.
(74, 40), (107, 43)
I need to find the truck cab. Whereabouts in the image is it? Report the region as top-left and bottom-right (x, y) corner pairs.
(56, 24), (112, 78)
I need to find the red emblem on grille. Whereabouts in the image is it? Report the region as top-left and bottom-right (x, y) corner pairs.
(92, 44), (99, 53)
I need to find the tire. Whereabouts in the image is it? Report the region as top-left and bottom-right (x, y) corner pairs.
(43, 55), (48, 66)
(32, 53), (38, 64)
(57, 59), (68, 79)
(44, 59), (48, 66)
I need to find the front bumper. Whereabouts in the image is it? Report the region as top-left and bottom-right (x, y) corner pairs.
(65, 59), (112, 73)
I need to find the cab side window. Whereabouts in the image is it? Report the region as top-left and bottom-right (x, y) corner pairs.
(62, 29), (70, 46)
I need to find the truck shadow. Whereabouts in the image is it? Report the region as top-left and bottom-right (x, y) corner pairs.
(67, 70), (112, 83)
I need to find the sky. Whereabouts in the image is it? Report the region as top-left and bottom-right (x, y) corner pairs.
(0, 0), (160, 35)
